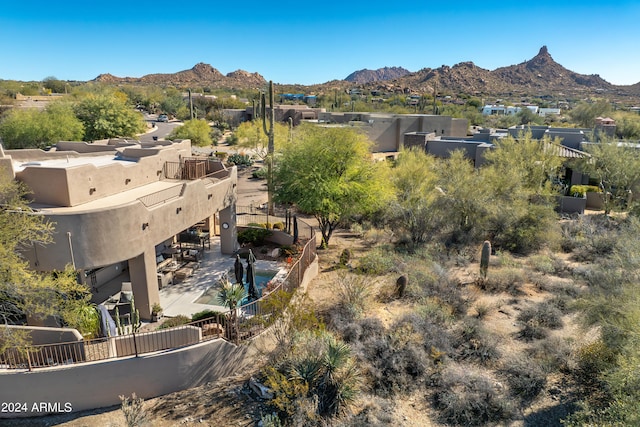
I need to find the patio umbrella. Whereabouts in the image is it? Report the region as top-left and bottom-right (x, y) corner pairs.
(246, 250), (258, 301)
(293, 215), (299, 244)
(234, 254), (244, 284)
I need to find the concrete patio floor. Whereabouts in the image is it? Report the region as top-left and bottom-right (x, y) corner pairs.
(159, 237), (283, 318)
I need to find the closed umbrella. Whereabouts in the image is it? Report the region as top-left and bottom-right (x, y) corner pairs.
(234, 254), (244, 284)
(293, 215), (299, 244)
(246, 249), (258, 301)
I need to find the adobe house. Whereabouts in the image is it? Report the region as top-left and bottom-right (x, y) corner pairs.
(0, 139), (238, 320)
(317, 112), (469, 153)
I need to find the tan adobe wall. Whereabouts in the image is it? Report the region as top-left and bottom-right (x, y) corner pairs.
(14, 144), (191, 207)
(0, 337), (256, 418)
(22, 168), (237, 271)
(0, 325), (83, 346)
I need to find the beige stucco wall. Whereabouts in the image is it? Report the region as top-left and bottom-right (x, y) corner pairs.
(0, 338), (254, 418)
(317, 112), (469, 153)
(22, 168), (237, 271)
(0, 325), (83, 346)
(0, 256), (319, 418)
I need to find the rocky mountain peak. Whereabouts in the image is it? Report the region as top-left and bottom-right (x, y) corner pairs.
(345, 66), (411, 84)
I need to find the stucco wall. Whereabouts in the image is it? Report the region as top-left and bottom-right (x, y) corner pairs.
(0, 338), (254, 418)
(0, 325), (82, 346)
(22, 168), (237, 271)
(0, 257), (319, 419)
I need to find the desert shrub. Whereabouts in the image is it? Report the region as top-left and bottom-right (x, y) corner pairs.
(237, 227), (272, 245)
(517, 321), (549, 341)
(545, 294), (573, 315)
(357, 247), (396, 275)
(572, 232), (618, 262)
(501, 356), (547, 403)
(473, 301), (492, 319)
(560, 214), (621, 261)
(517, 301), (564, 330)
(528, 253), (556, 275)
(252, 166), (267, 179)
(527, 336), (572, 372)
(272, 222), (285, 230)
(493, 250), (520, 268)
(227, 153), (253, 167)
(481, 267), (525, 295)
(409, 264), (467, 318)
(492, 204), (560, 255)
(120, 393), (149, 427)
(433, 364), (515, 426)
(576, 340), (617, 383)
(334, 396), (395, 426)
(416, 297), (456, 325)
(263, 366), (310, 418)
(191, 309), (225, 323)
(260, 413), (283, 427)
(452, 318), (500, 364)
(264, 331), (361, 420)
(332, 271), (370, 320)
(357, 319), (431, 397)
(157, 315), (191, 330)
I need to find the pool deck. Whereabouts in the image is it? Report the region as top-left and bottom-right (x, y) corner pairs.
(159, 237), (283, 318)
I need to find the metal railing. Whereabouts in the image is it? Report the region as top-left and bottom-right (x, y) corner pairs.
(137, 184), (185, 207)
(0, 231), (317, 370)
(236, 205), (315, 241)
(163, 159), (230, 181)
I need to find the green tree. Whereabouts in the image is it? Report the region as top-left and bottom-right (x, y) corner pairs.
(569, 100), (611, 128)
(168, 119), (213, 146)
(431, 150), (492, 246)
(0, 173), (95, 347)
(0, 102), (84, 149)
(387, 148), (439, 245)
(159, 88), (186, 117)
(74, 93), (145, 141)
(481, 134), (563, 253)
(274, 124), (391, 247)
(42, 76), (68, 94)
(234, 119), (289, 160)
(576, 140), (640, 215)
(612, 111), (640, 140)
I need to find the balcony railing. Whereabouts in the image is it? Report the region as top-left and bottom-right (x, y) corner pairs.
(1, 229), (317, 370)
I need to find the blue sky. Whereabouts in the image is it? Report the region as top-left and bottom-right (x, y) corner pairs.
(1, 1), (639, 86)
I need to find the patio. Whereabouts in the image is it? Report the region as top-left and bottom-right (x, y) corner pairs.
(158, 237), (284, 318)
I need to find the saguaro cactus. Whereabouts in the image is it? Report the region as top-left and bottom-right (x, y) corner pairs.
(261, 80), (275, 214)
(480, 240), (491, 281)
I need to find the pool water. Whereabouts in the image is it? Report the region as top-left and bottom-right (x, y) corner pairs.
(194, 269), (278, 306)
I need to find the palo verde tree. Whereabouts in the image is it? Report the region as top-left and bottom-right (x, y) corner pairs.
(387, 148), (440, 245)
(481, 133), (564, 253)
(0, 172), (97, 348)
(274, 123), (391, 247)
(168, 119), (213, 146)
(73, 92), (146, 141)
(0, 102), (84, 149)
(575, 139), (640, 215)
(233, 119), (289, 159)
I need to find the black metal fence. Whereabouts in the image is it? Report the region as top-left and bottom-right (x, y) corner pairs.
(236, 205), (315, 241)
(0, 231), (317, 370)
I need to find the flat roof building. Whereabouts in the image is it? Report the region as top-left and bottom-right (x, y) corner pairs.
(0, 139), (238, 320)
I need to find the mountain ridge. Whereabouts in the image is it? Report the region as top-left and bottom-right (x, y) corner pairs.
(88, 47), (640, 100)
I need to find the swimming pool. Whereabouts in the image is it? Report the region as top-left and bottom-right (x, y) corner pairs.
(194, 269), (279, 306)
